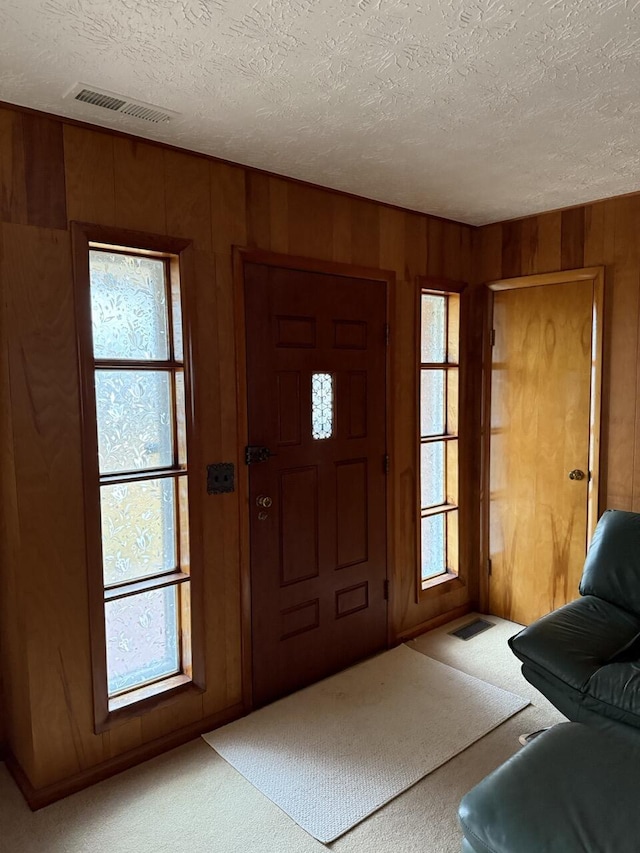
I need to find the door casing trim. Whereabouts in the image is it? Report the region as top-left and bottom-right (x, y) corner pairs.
(480, 266), (605, 615)
(232, 247), (396, 712)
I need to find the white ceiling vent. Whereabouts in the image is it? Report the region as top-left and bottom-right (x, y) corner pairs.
(65, 84), (179, 124)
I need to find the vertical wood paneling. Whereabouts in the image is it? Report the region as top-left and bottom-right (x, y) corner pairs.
(0, 223), (34, 773)
(245, 172), (271, 249)
(609, 197), (640, 509)
(378, 207), (404, 279)
(3, 224), (106, 786)
(213, 250), (243, 708)
(192, 249), (230, 717)
(21, 114), (67, 230)
(268, 177), (289, 254)
(63, 126), (116, 225)
(286, 184), (334, 260)
(0, 105), (477, 794)
(332, 195), (352, 264)
(584, 202), (605, 266)
(442, 222), (463, 281)
(501, 220), (522, 278)
(209, 158), (246, 713)
(378, 206), (407, 637)
(350, 198), (380, 268)
(210, 162), (247, 252)
(561, 207), (585, 270)
(520, 217), (538, 275)
(164, 150), (212, 253)
(404, 213), (427, 281)
(64, 125), (116, 225)
(0, 108), (27, 224)
(535, 211), (562, 273)
(113, 138), (166, 234)
(475, 223), (502, 283)
(459, 225), (472, 284)
(476, 194), (640, 522)
(426, 219), (444, 278)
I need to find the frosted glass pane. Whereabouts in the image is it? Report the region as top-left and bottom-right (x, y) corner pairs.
(312, 373), (334, 440)
(421, 441), (445, 508)
(176, 371), (187, 466)
(96, 370), (173, 474)
(421, 294), (446, 363)
(89, 251), (169, 360)
(420, 370), (445, 436)
(101, 478), (177, 587)
(421, 514), (446, 580)
(105, 586), (179, 696)
(171, 278), (184, 362)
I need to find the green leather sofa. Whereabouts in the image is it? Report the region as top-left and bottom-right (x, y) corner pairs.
(459, 722), (640, 852)
(458, 509), (640, 851)
(509, 509), (640, 736)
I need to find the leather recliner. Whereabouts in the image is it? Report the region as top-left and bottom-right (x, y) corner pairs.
(509, 508), (640, 737)
(457, 510), (640, 852)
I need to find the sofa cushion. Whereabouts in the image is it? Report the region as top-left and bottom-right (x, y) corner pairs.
(580, 509), (640, 615)
(585, 661), (640, 728)
(459, 723), (640, 853)
(509, 595), (640, 691)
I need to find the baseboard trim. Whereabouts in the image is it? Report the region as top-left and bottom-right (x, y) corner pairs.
(396, 603), (473, 642)
(5, 702), (244, 811)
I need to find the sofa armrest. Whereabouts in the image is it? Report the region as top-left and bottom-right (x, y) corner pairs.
(509, 595), (640, 690)
(579, 509), (640, 615)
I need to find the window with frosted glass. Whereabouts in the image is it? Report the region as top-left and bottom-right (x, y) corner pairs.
(419, 291), (460, 585)
(89, 249), (190, 702)
(311, 372), (334, 440)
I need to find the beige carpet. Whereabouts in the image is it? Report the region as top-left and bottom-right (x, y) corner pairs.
(0, 613), (566, 852)
(203, 645), (528, 842)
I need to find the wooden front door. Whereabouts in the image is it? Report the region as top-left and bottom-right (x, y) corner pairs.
(244, 263), (388, 708)
(488, 274), (602, 625)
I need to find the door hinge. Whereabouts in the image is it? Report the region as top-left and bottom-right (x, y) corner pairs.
(383, 579), (390, 600)
(384, 323), (390, 346)
(384, 454), (390, 475)
(487, 558), (492, 577)
(490, 329), (496, 347)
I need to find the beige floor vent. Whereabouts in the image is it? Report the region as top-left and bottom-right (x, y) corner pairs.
(65, 83), (179, 124)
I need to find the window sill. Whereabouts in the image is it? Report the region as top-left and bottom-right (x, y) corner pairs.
(95, 675), (204, 734)
(420, 571), (465, 599)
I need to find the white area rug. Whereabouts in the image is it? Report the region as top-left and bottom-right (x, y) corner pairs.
(202, 644), (529, 843)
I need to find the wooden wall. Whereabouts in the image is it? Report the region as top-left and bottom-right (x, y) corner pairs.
(473, 199), (640, 513)
(0, 105), (474, 795)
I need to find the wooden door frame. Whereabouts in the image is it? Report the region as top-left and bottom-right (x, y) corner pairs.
(233, 247), (396, 711)
(479, 266), (605, 614)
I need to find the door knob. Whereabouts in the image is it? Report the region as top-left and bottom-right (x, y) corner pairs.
(256, 495), (273, 508)
(568, 469), (585, 481)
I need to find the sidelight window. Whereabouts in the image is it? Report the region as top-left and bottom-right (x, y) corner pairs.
(419, 290), (460, 588)
(75, 232), (200, 728)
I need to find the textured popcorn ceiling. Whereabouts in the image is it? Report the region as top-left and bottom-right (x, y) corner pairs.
(1, 0), (640, 225)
